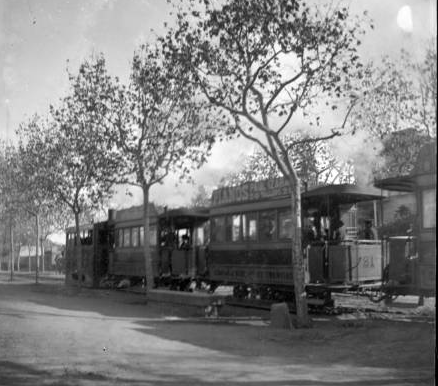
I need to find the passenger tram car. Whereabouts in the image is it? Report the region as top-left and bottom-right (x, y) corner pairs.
(65, 182), (387, 306)
(64, 142), (435, 306)
(375, 141), (436, 301)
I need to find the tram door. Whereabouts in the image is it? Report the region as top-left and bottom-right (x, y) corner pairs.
(158, 224), (192, 276)
(93, 222), (110, 287)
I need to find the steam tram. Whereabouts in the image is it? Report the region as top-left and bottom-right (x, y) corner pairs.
(64, 143), (435, 305)
(65, 180), (386, 305)
(208, 179), (385, 304)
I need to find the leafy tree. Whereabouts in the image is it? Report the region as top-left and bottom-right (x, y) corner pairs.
(113, 44), (216, 290)
(15, 116), (64, 281)
(351, 40), (436, 177)
(162, 0), (369, 327)
(0, 142), (20, 279)
(19, 56), (122, 287)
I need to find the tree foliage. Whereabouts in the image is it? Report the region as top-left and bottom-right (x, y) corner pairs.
(16, 56), (123, 285)
(46, 56), (122, 216)
(220, 134), (355, 187)
(351, 40), (437, 177)
(116, 44), (216, 188)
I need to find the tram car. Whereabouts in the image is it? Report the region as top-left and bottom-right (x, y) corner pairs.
(108, 204), (158, 279)
(65, 179), (388, 309)
(65, 204), (210, 289)
(375, 141), (436, 300)
(209, 179), (385, 303)
(65, 221), (111, 287)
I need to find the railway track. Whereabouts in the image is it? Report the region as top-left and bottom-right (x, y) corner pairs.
(224, 294), (434, 318)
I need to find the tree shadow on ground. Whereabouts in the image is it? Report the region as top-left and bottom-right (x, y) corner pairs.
(0, 282), (434, 386)
(131, 317), (435, 368)
(0, 282), (203, 319)
(0, 360), (432, 386)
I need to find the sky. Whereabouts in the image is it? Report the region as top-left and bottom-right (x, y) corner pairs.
(0, 0), (437, 209)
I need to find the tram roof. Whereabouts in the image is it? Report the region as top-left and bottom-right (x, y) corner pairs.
(373, 175), (415, 192)
(158, 207), (209, 228)
(302, 184), (384, 207)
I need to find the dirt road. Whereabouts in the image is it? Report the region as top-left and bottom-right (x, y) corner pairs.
(0, 277), (434, 385)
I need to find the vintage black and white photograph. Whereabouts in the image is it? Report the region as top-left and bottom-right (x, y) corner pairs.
(0, 0), (436, 385)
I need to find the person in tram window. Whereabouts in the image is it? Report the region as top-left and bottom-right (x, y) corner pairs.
(180, 234), (190, 250)
(302, 223), (316, 247)
(362, 219), (377, 240)
(332, 220), (346, 242)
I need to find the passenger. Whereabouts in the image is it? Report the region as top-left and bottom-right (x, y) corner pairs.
(332, 220), (346, 242)
(302, 224), (316, 247)
(180, 234), (190, 250)
(362, 220), (378, 240)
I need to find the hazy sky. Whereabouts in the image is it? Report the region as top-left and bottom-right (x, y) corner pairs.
(0, 0), (436, 208)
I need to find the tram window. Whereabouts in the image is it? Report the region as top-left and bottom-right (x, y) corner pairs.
(139, 226), (144, 246)
(211, 216), (226, 242)
(80, 229), (93, 245)
(117, 229), (123, 248)
(278, 209), (292, 239)
(259, 210), (276, 241)
(225, 216), (233, 241)
(242, 213), (257, 241)
(149, 225), (157, 246)
(132, 227), (139, 247)
(109, 230), (115, 248)
(231, 215), (241, 242)
(123, 228), (131, 247)
(422, 188), (436, 228)
(194, 226), (204, 246)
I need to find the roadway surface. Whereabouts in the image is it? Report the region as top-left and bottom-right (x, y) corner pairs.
(0, 274), (435, 386)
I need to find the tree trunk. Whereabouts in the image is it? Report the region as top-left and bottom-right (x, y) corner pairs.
(9, 218), (14, 282)
(289, 177), (311, 328)
(74, 211), (82, 288)
(142, 185), (154, 292)
(17, 242), (21, 272)
(41, 237), (45, 273)
(35, 214), (40, 284)
(28, 244), (31, 273)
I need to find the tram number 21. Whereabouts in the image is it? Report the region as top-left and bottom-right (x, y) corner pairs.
(362, 255), (375, 268)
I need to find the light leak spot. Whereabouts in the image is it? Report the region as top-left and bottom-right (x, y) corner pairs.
(397, 5), (414, 33)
